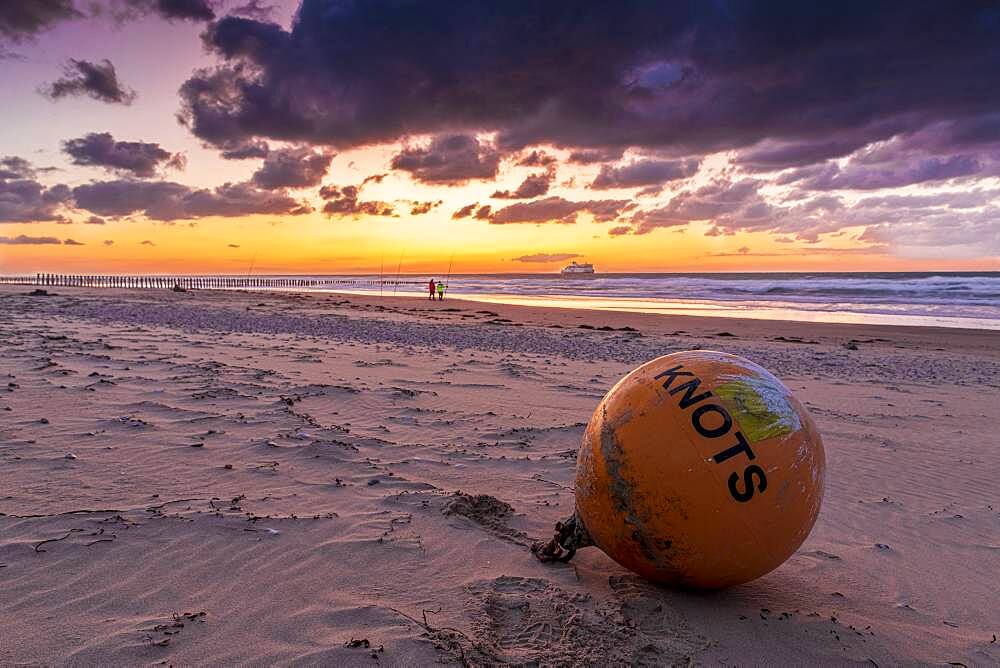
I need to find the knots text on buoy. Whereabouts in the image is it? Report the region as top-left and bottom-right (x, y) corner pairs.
(534, 350), (825, 589)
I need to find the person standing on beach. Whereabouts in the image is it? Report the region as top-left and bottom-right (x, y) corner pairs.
(428, 278), (436, 300)
(437, 281), (445, 300)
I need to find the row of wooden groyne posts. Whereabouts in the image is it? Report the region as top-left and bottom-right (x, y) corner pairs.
(0, 274), (426, 290)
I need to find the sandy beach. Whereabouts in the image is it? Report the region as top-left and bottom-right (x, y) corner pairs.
(1, 284), (998, 666)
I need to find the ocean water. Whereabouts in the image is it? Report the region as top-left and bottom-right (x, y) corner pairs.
(288, 272), (1000, 330)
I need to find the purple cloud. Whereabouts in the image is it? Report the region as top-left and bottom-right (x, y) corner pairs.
(320, 184), (394, 218)
(568, 148), (625, 165)
(517, 150), (557, 167)
(251, 146), (333, 190)
(490, 196), (632, 225)
(154, 0), (215, 22)
(63, 132), (184, 178)
(785, 154), (982, 191)
(492, 171), (554, 199)
(590, 158), (699, 189)
(512, 252), (580, 263)
(391, 135), (500, 184)
(0, 234), (62, 245)
(0, 156), (36, 180)
(0, 157), (71, 223)
(177, 2), (1000, 164)
(220, 139), (270, 160)
(0, 1), (81, 41)
(228, 0), (275, 21)
(72, 179), (311, 220)
(41, 59), (136, 105)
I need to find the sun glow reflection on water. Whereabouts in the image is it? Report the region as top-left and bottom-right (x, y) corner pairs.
(313, 288), (1000, 330)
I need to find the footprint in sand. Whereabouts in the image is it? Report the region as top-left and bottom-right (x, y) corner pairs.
(608, 575), (710, 664)
(465, 576), (595, 663)
(461, 575), (708, 666)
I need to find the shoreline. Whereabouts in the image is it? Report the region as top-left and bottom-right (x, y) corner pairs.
(11, 282), (1000, 339)
(7, 270), (999, 331)
(319, 287), (1000, 331)
(1, 284), (998, 665)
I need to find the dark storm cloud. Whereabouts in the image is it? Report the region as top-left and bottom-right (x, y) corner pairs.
(177, 0), (1000, 180)
(103, 0), (216, 24)
(319, 184), (394, 217)
(590, 158), (699, 189)
(84, 215), (107, 224)
(154, 0), (215, 21)
(492, 171), (553, 199)
(490, 196), (632, 225)
(390, 135), (500, 184)
(72, 179), (311, 220)
(251, 146), (333, 189)
(512, 252), (580, 263)
(63, 132), (184, 177)
(41, 59), (136, 105)
(228, 0), (275, 20)
(0, 0), (81, 41)
(1, 0), (215, 42)
(0, 157), (71, 223)
(63, 238), (84, 245)
(0, 234), (63, 244)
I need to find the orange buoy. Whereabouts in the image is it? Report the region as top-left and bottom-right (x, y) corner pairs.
(536, 351), (825, 589)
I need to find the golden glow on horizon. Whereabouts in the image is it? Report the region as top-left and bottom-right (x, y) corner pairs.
(4, 213), (997, 274)
(2, 145), (999, 274)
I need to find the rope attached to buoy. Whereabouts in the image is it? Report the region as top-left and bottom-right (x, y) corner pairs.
(531, 513), (593, 563)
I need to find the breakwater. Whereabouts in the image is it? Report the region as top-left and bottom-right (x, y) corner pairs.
(0, 274), (423, 290)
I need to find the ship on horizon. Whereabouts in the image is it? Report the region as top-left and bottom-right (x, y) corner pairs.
(560, 261), (596, 276)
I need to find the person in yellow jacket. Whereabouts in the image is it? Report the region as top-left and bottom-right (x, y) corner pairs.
(436, 281), (446, 300)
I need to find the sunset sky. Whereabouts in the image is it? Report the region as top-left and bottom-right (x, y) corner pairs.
(2, 0), (999, 274)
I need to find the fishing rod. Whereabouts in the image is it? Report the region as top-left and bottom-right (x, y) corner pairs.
(444, 252), (454, 297)
(379, 253), (384, 297)
(393, 249), (405, 296)
(246, 249), (258, 279)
